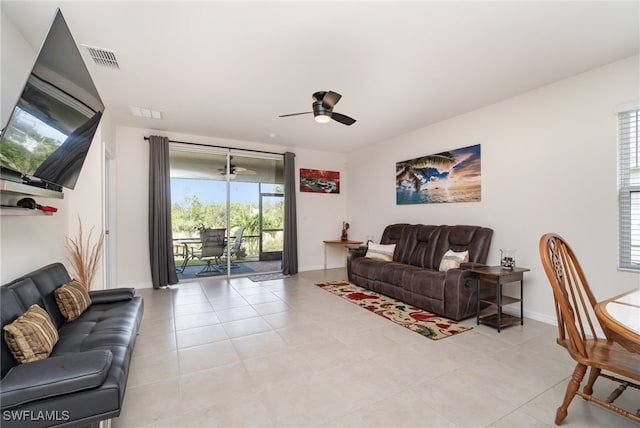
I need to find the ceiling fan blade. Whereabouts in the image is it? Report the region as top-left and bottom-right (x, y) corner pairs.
(331, 112), (356, 126)
(322, 91), (342, 108)
(279, 112), (312, 117)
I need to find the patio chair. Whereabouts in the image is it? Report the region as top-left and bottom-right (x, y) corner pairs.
(174, 241), (190, 273)
(538, 233), (640, 425)
(191, 228), (226, 276)
(229, 226), (245, 263)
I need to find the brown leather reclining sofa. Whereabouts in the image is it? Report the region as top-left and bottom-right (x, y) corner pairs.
(347, 224), (493, 321)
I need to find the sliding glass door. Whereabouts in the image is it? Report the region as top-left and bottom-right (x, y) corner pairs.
(259, 189), (284, 261)
(169, 145), (284, 280)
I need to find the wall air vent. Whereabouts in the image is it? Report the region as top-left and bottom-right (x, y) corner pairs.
(82, 45), (120, 69)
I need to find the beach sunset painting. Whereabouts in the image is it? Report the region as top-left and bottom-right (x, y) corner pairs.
(396, 144), (481, 204)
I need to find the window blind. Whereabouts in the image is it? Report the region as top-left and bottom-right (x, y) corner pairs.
(618, 109), (640, 270)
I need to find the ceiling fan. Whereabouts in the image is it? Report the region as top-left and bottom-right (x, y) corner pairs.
(217, 158), (256, 176)
(279, 91), (356, 126)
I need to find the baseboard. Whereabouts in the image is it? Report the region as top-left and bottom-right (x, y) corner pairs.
(300, 264), (347, 271)
(522, 308), (556, 325)
(504, 307), (605, 336)
(119, 281), (154, 289)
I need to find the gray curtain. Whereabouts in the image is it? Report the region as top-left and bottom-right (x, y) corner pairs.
(282, 151), (298, 275)
(148, 135), (178, 288)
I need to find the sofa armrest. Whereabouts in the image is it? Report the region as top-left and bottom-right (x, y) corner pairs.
(443, 269), (479, 321)
(89, 288), (135, 304)
(0, 350), (113, 408)
(459, 262), (488, 270)
(347, 246), (368, 261)
(346, 246), (368, 282)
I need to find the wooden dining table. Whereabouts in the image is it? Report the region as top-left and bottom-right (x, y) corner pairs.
(595, 288), (640, 354)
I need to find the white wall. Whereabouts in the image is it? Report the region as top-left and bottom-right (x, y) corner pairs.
(114, 126), (348, 288)
(1, 11), (33, 124)
(347, 55), (640, 323)
(64, 126), (107, 290)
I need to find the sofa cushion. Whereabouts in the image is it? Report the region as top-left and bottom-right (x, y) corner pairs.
(0, 349), (113, 408)
(439, 249), (469, 272)
(406, 269), (447, 301)
(9, 263), (72, 330)
(54, 297), (144, 354)
(434, 226), (493, 265)
(380, 223), (410, 245)
(3, 304), (59, 364)
(365, 243), (396, 261)
(1, 286), (28, 377)
(390, 225), (444, 268)
(378, 263), (424, 300)
(55, 280), (92, 321)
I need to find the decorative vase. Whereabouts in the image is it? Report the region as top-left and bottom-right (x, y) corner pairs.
(341, 221), (350, 241)
(500, 249), (516, 269)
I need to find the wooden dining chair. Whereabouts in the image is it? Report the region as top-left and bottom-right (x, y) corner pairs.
(539, 233), (640, 425)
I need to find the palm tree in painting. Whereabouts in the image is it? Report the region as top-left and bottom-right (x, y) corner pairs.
(396, 152), (455, 192)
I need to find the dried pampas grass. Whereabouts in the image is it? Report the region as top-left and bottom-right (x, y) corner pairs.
(66, 218), (104, 290)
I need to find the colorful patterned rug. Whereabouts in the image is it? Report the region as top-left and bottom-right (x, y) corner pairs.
(316, 281), (472, 340)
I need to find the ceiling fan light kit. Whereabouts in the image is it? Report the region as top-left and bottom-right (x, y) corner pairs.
(280, 90), (356, 126)
(314, 114), (331, 123)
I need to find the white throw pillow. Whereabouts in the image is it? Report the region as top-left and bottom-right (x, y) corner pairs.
(439, 249), (469, 272)
(365, 243), (396, 262)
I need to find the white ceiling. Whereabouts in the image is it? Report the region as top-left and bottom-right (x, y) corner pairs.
(2, 1), (639, 153)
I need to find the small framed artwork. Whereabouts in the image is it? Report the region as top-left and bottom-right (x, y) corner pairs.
(300, 168), (340, 194)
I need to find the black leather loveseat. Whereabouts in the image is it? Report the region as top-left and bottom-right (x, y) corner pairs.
(347, 224), (493, 321)
(0, 263), (143, 427)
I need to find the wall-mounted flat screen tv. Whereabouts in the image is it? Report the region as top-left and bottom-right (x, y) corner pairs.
(0, 9), (104, 191)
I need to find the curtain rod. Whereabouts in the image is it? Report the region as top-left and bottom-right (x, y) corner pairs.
(143, 136), (284, 157)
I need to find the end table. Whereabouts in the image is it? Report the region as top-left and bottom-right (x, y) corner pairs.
(469, 266), (530, 332)
(323, 239), (364, 269)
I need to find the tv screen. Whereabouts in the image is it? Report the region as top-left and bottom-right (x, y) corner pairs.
(0, 9), (104, 190)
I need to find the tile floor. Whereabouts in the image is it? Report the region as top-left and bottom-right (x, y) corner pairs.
(112, 269), (639, 428)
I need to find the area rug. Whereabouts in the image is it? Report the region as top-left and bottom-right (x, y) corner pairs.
(316, 281), (471, 340)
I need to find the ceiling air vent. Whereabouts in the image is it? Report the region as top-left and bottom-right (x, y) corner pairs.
(82, 45), (120, 69)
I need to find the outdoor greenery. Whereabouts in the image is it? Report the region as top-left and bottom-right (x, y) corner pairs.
(1, 129), (58, 174)
(171, 194), (284, 237)
(171, 183), (285, 261)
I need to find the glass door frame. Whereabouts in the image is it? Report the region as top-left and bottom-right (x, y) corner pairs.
(258, 190), (284, 261)
(169, 143), (284, 279)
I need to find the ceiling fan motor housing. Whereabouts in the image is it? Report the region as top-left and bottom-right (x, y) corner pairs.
(312, 100), (332, 118)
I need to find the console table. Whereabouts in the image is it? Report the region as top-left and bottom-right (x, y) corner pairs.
(469, 266), (530, 332)
(323, 239), (363, 269)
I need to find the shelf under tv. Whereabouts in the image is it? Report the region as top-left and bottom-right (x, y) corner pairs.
(0, 180), (64, 199)
(0, 206), (54, 216)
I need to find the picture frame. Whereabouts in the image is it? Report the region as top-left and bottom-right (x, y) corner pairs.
(396, 144), (481, 204)
(300, 168), (340, 194)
